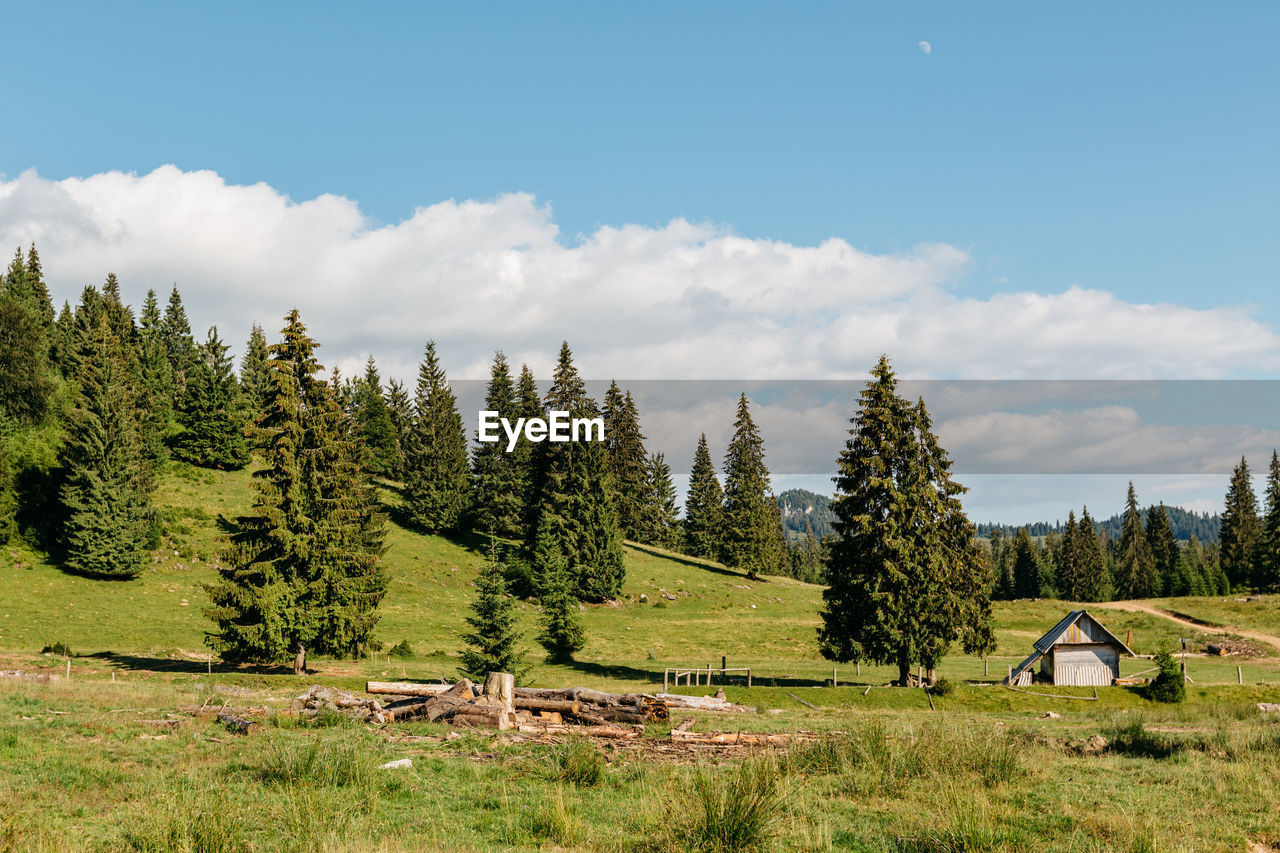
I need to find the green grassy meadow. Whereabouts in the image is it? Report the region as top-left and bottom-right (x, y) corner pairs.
(2, 461), (1280, 851)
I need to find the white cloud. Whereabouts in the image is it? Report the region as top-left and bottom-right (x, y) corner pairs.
(1, 166), (1277, 385)
(918, 40), (932, 55)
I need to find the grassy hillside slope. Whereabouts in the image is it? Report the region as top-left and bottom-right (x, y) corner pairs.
(1, 461), (1277, 689)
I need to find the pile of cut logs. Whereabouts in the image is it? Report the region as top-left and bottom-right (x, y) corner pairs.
(364, 674), (677, 734)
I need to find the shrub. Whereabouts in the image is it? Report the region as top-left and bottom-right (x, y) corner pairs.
(40, 641), (72, 657)
(1146, 650), (1186, 704)
(931, 678), (955, 697)
(1105, 719), (1185, 759)
(685, 757), (782, 852)
(387, 640), (415, 659)
(534, 737), (607, 787)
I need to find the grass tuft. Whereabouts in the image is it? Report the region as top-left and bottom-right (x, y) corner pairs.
(684, 757), (782, 852)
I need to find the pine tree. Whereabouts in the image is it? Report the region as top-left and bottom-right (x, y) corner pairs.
(384, 378), (413, 478)
(720, 395), (775, 579)
(0, 253), (54, 425)
(459, 538), (525, 679)
(514, 363), (543, 536)
(526, 343), (624, 601)
(239, 323), (272, 416)
(819, 356), (994, 685)
(638, 451), (680, 548)
(353, 356), (400, 477)
(1076, 507), (1110, 601)
(1056, 511), (1082, 600)
(1145, 503), (1180, 597)
(471, 352), (525, 538)
(1011, 527), (1042, 599)
(1114, 482), (1158, 599)
(603, 383), (648, 538)
(51, 301), (74, 377)
(1255, 450), (1280, 593)
(1220, 457), (1259, 591)
(534, 519), (586, 662)
(205, 311), (387, 664)
(23, 245), (55, 332)
(404, 341), (471, 532)
(100, 274), (137, 347)
(174, 327), (250, 469)
(160, 285), (198, 408)
(136, 291), (174, 467)
(683, 433), (723, 559)
(57, 315), (153, 579)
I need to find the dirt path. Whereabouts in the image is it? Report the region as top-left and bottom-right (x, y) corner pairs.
(1094, 600), (1280, 654)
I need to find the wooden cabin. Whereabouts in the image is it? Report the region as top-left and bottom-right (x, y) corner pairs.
(1005, 610), (1135, 687)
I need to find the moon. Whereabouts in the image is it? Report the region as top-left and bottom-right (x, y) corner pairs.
(918, 41), (932, 55)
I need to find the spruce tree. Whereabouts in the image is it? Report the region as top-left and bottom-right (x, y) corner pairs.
(1220, 457), (1259, 591)
(174, 327), (250, 470)
(353, 356), (400, 477)
(639, 451), (680, 548)
(603, 383), (648, 538)
(471, 351), (525, 538)
(136, 293), (174, 468)
(239, 323), (272, 416)
(405, 341), (471, 532)
(720, 394), (775, 579)
(23, 245), (55, 332)
(205, 311), (387, 664)
(1011, 527), (1042, 599)
(526, 343), (625, 601)
(1114, 482), (1158, 599)
(534, 519), (586, 663)
(1145, 503), (1180, 597)
(1056, 511), (1082, 600)
(1076, 508), (1110, 601)
(460, 539), (525, 679)
(1255, 450), (1280, 593)
(683, 433), (723, 558)
(160, 285), (198, 408)
(57, 315), (153, 579)
(819, 357), (994, 685)
(0, 256), (54, 425)
(384, 378), (413, 478)
(514, 363), (544, 535)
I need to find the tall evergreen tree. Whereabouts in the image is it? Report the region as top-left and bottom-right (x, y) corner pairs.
(818, 357), (994, 686)
(638, 451), (680, 548)
(239, 323), (272, 415)
(1076, 507), (1110, 601)
(1056, 511), (1082, 600)
(174, 327), (250, 469)
(459, 538), (525, 679)
(1145, 503), (1180, 597)
(57, 315), (153, 579)
(384, 378), (413, 478)
(404, 341), (471, 532)
(1011, 527), (1044, 599)
(136, 290), (174, 467)
(160, 285), (198, 408)
(682, 433), (723, 559)
(353, 356), (400, 477)
(1113, 482), (1158, 599)
(205, 311), (387, 664)
(1220, 456), (1259, 590)
(527, 343), (624, 601)
(603, 383), (648, 538)
(720, 395), (775, 579)
(0, 254), (54, 425)
(23, 245), (55, 331)
(1255, 450), (1280, 593)
(514, 363), (544, 534)
(533, 519), (586, 663)
(471, 351), (525, 538)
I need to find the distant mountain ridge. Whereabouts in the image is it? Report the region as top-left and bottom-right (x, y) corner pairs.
(976, 505), (1221, 544)
(778, 487), (1222, 544)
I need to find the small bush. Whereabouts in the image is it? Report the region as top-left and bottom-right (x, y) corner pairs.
(1146, 650), (1186, 704)
(387, 640), (415, 659)
(931, 678), (955, 697)
(535, 737), (607, 787)
(685, 757), (782, 852)
(40, 641), (72, 657)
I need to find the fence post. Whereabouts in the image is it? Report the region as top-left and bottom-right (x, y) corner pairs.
(1238, 666), (1243, 685)
(984, 658), (989, 677)
(66, 659), (70, 680)
(833, 667), (838, 688)
(747, 670), (752, 688)
(664, 669), (669, 692)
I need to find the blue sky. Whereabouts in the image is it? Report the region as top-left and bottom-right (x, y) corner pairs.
(5, 2), (1277, 313)
(2, 3), (1278, 521)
